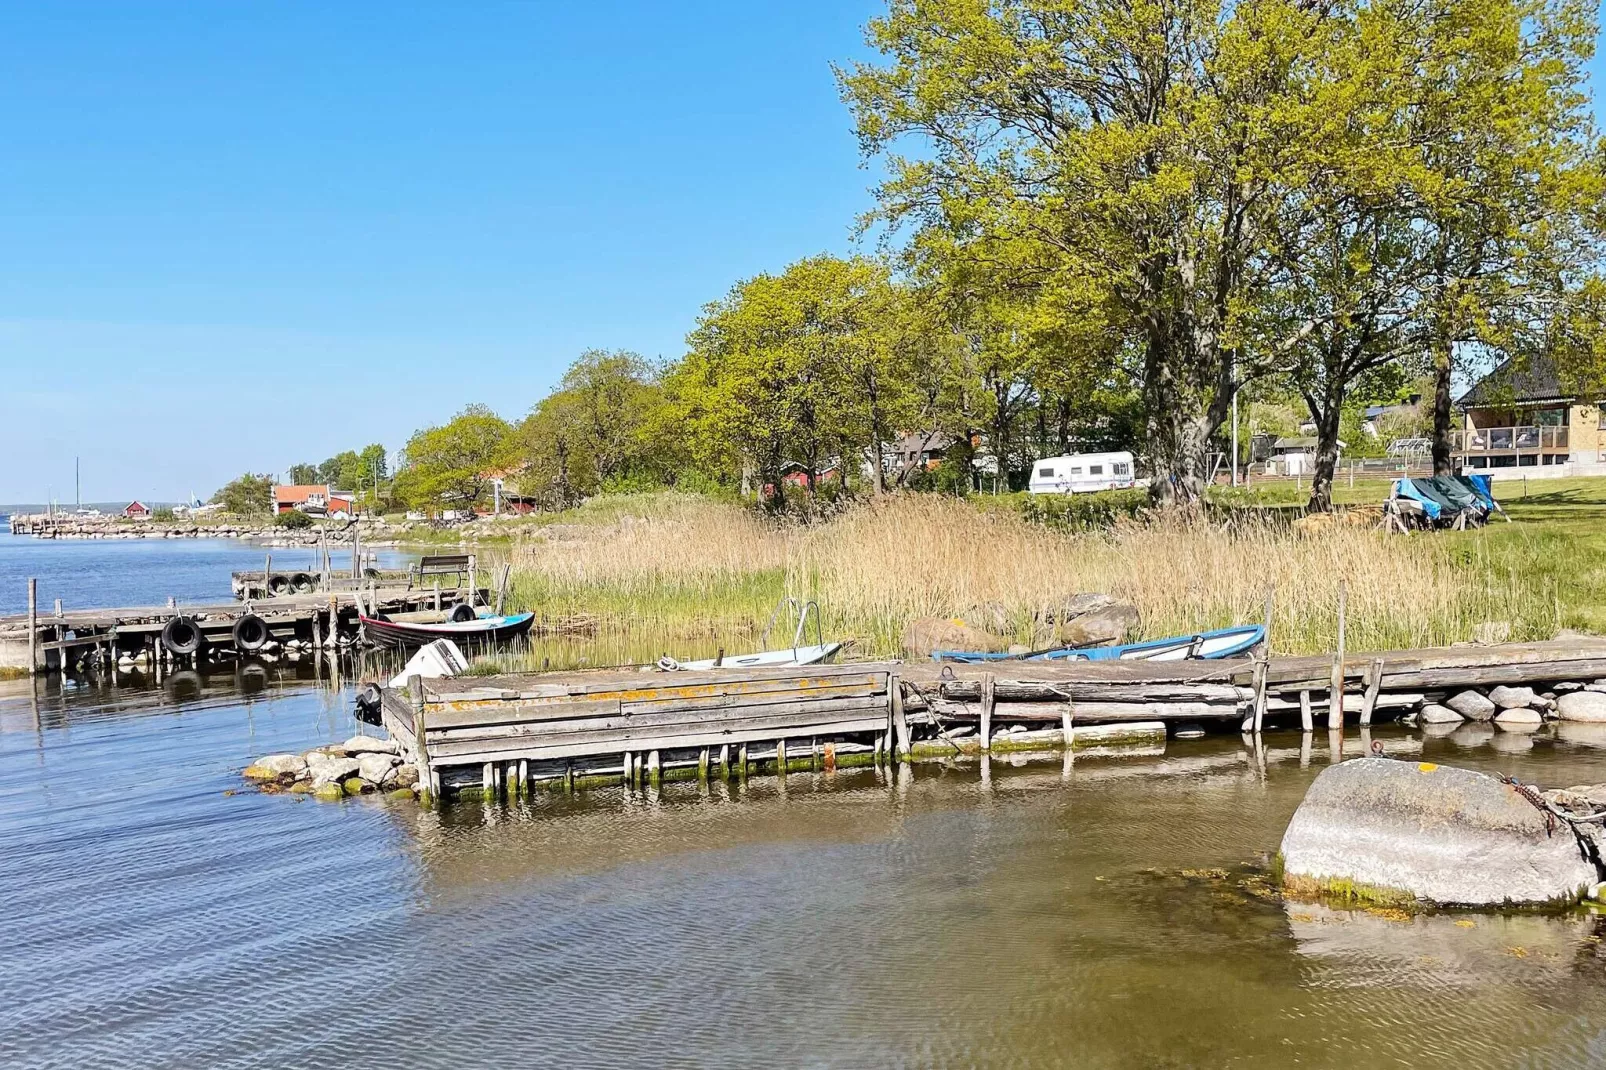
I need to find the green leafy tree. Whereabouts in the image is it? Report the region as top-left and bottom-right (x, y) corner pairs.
(286, 463), (320, 485)
(211, 473), (273, 515)
(394, 405), (512, 511)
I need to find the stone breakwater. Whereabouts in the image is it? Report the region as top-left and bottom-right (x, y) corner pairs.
(8, 515), (410, 546)
(243, 735), (421, 800)
(1409, 679), (1606, 733)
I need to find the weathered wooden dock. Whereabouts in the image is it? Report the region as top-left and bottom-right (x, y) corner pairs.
(375, 638), (1606, 801)
(0, 581), (485, 674)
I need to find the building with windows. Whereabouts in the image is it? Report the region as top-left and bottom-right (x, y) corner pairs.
(1454, 356), (1606, 476)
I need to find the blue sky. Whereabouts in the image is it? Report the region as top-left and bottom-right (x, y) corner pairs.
(0, 3), (1601, 504)
(0, 1), (883, 503)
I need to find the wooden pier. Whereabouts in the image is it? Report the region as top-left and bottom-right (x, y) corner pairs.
(0, 582), (484, 674)
(375, 637), (1606, 801)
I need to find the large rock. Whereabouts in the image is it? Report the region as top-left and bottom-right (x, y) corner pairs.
(1494, 707), (1543, 731)
(1446, 690), (1497, 722)
(1489, 685), (1537, 710)
(307, 755), (361, 788)
(901, 617), (1009, 657)
(1280, 757), (1598, 906)
(1037, 594), (1140, 648)
(1418, 704), (1463, 724)
(1557, 691), (1606, 722)
(340, 735), (398, 756)
(357, 752), (401, 784)
(242, 753), (306, 781)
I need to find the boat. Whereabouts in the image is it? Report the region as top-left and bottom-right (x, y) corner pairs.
(654, 597), (845, 671)
(931, 623), (1265, 664)
(360, 610), (536, 648)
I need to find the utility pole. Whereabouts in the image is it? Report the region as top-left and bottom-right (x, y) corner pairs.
(75, 457), (80, 510)
(1230, 392), (1239, 488)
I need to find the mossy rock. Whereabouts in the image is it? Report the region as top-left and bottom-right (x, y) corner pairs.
(313, 783), (345, 800)
(241, 765), (279, 781)
(342, 777), (370, 796)
(288, 782), (314, 794)
(387, 788), (416, 801)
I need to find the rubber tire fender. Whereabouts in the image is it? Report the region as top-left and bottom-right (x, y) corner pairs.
(290, 572), (316, 594)
(232, 612), (270, 653)
(161, 616), (203, 657)
(448, 603), (477, 623)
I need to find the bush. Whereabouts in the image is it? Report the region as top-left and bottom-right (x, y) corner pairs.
(275, 509), (314, 530)
(151, 507), (177, 522)
(1018, 488), (1150, 531)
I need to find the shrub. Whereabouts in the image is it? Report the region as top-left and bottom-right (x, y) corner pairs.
(1018, 488), (1150, 531)
(275, 510), (313, 530)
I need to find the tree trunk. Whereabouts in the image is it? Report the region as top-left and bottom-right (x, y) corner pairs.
(1143, 352), (1210, 505)
(1306, 379), (1346, 514)
(1432, 335), (1454, 476)
(866, 369), (887, 495)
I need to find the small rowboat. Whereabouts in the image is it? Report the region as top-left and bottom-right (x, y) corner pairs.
(658, 642), (845, 672)
(932, 624), (1265, 664)
(360, 611), (536, 648)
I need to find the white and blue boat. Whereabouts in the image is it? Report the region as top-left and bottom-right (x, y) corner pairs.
(932, 623), (1265, 664)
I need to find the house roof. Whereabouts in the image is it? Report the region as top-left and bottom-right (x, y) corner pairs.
(273, 484), (330, 505)
(124, 501), (149, 513)
(1458, 355), (1576, 408)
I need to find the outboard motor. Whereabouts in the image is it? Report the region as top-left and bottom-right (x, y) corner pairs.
(354, 681), (383, 726)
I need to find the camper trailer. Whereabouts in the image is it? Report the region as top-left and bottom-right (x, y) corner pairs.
(1028, 452), (1137, 494)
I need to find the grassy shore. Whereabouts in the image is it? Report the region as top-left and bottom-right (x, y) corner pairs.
(493, 480), (1605, 663)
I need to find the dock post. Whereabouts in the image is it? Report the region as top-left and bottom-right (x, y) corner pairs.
(563, 763), (573, 793)
(890, 674), (910, 761)
(1061, 697), (1074, 750)
(1328, 580), (1347, 729)
(718, 744), (730, 780)
(775, 739), (787, 776)
(27, 578), (37, 676)
(873, 732), (884, 766)
(738, 744), (749, 781)
(263, 554), (271, 599)
(647, 749), (661, 785)
(482, 763), (494, 799)
(1299, 690), (1313, 732)
(433, 580), (440, 612)
(1359, 658), (1384, 726)
(622, 750), (633, 788)
(408, 675), (434, 805)
(1251, 659), (1268, 734)
(698, 748), (709, 783)
(517, 759), (528, 797)
(979, 672), (995, 752)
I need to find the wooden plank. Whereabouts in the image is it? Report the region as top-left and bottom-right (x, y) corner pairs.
(425, 696), (623, 731)
(428, 716), (891, 766)
(931, 680), (1255, 704)
(924, 698), (1243, 723)
(427, 695), (893, 754)
(427, 700), (892, 758)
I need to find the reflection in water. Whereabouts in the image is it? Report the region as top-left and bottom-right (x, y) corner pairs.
(5, 673), (1606, 1068)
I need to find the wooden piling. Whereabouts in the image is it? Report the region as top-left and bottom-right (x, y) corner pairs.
(517, 758), (528, 797)
(698, 747), (710, 783)
(1299, 690), (1313, 732)
(718, 743), (731, 779)
(775, 739), (787, 776)
(979, 672), (996, 752)
(622, 750), (633, 788)
(1328, 580), (1347, 729)
(1060, 696), (1074, 749)
(1251, 659), (1268, 734)
(891, 675), (910, 760)
(408, 675), (433, 804)
(1359, 658), (1384, 726)
(739, 743), (749, 780)
(647, 749), (661, 785)
(27, 578), (37, 675)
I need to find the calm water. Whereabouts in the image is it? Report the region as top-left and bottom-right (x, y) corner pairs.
(6, 537), (1606, 1067)
(0, 528), (418, 616)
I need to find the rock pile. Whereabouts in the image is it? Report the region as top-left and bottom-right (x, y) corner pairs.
(243, 735), (419, 800)
(1406, 680), (1606, 733)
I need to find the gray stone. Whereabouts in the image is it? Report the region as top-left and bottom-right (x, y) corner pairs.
(901, 616), (1008, 657)
(340, 735), (399, 756)
(1056, 602), (1140, 648)
(1494, 707), (1543, 730)
(1488, 685), (1537, 710)
(1554, 681), (1584, 693)
(307, 755), (360, 788)
(391, 764), (420, 788)
(356, 752), (400, 784)
(1557, 691), (1606, 723)
(1418, 704), (1463, 724)
(1173, 724), (1206, 740)
(1446, 690), (1497, 721)
(254, 753), (306, 776)
(1279, 757), (1598, 906)
(1419, 719), (1461, 738)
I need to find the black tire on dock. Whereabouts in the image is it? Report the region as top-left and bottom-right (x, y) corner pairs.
(232, 612), (270, 653)
(448, 602), (477, 623)
(291, 572), (316, 594)
(267, 574), (290, 596)
(161, 616), (204, 657)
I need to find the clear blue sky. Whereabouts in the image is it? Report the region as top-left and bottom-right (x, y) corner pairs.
(0, 0), (883, 503)
(0, 3), (1601, 505)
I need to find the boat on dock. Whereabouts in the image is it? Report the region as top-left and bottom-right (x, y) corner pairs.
(359, 611), (536, 648)
(655, 597), (845, 671)
(932, 623), (1265, 664)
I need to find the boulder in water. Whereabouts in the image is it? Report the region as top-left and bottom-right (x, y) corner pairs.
(1557, 691), (1606, 722)
(1280, 757), (1598, 907)
(1446, 690), (1497, 722)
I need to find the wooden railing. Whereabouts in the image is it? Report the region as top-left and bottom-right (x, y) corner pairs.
(1451, 426), (1569, 453)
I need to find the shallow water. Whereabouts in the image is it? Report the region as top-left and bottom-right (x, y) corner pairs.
(6, 667), (1606, 1068)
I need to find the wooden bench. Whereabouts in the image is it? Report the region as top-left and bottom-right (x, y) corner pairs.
(409, 554), (475, 589)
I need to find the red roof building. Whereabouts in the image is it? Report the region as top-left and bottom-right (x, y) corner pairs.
(123, 501), (152, 520)
(272, 485), (354, 516)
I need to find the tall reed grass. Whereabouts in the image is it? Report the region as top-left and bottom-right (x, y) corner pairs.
(502, 492), (1562, 660)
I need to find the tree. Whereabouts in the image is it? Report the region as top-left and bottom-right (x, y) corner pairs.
(841, 0), (1345, 503)
(393, 405), (512, 511)
(211, 473), (273, 515)
(286, 462), (320, 485)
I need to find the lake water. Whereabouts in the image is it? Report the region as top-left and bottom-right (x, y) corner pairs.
(5, 536), (1606, 1067)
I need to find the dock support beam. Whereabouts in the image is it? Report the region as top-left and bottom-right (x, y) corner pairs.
(891, 674), (910, 761)
(27, 578), (37, 676)
(408, 675), (433, 805)
(1329, 580), (1347, 729)
(979, 672), (995, 752)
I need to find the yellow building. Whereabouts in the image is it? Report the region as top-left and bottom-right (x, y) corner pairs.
(1454, 356), (1606, 476)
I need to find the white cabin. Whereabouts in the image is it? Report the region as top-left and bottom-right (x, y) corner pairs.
(1028, 452), (1137, 494)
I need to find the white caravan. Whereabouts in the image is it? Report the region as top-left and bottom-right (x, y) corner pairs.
(1028, 452), (1137, 494)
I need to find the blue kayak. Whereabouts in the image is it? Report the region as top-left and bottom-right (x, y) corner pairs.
(932, 624), (1265, 664)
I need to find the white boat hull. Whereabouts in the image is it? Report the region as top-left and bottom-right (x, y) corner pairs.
(664, 642), (844, 672)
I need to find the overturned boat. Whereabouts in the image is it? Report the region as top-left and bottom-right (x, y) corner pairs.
(932, 623), (1265, 664)
(360, 609), (536, 648)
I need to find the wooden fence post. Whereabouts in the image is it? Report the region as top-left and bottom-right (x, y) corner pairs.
(980, 672), (996, 752)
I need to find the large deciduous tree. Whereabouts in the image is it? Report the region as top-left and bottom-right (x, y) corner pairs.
(394, 404), (512, 511)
